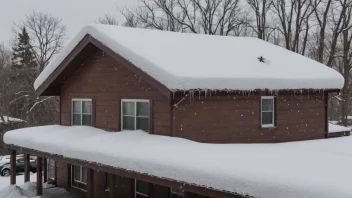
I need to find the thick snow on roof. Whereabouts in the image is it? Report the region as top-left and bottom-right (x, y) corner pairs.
(328, 123), (351, 133)
(34, 24), (344, 91)
(4, 125), (352, 198)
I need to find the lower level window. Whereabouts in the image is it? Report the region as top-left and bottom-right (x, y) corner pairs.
(170, 188), (184, 198)
(71, 165), (87, 190)
(47, 158), (55, 180)
(135, 180), (149, 198)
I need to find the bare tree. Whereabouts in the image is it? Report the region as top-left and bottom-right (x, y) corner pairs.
(0, 43), (11, 69)
(96, 14), (120, 25)
(119, 0), (247, 35)
(9, 11), (65, 126)
(20, 11), (66, 72)
(246, 0), (274, 40)
(271, 0), (314, 54)
(312, 0), (332, 63)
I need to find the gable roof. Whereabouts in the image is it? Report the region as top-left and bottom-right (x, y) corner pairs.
(34, 24), (344, 92)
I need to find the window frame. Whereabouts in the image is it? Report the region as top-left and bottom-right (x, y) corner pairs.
(121, 99), (151, 132)
(135, 179), (149, 198)
(170, 188), (184, 198)
(47, 158), (56, 181)
(71, 165), (87, 191)
(71, 98), (93, 126)
(261, 96), (275, 128)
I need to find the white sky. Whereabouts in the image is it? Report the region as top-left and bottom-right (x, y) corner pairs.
(0, 0), (137, 46)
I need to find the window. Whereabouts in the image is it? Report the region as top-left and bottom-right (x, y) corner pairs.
(72, 99), (92, 126)
(71, 165), (87, 190)
(105, 173), (109, 190)
(170, 188), (184, 198)
(121, 100), (150, 132)
(261, 96), (275, 127)
(47, 158), (55, 181)
(135, 180), (149, 198)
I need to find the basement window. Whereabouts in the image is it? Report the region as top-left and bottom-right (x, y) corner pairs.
(170, 188), (184, 198)
(135, 180), (149, 198)
(71, 165), (87, 191)
(261, 96), (275, 127)
(72, 99), (92, 126)
(121, 99), (150, 132)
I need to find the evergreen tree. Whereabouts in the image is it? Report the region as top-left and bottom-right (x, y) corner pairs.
(10, 27), (37, 122)
(11, 27), (36, 69)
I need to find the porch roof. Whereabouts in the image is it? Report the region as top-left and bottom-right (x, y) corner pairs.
(4, 125), (352, 198)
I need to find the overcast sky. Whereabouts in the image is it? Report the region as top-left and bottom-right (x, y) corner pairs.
(0, 0), (137, 45)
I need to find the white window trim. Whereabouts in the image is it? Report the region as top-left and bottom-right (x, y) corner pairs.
(261, 96), (275, 128)
(135, 179), (149, 198)
(121, 99), (150, 132)
(71, 98), (92, 126)
(71, 165), (87, 191)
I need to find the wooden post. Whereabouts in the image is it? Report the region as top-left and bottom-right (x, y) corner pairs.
(24, 153), (30, 183)
(87, 168), (94, 198)
(10, 150), (16, 185)
(43, 158), (47, 183)
(109, 174), (116, 198)
(36, 157), (43, 196)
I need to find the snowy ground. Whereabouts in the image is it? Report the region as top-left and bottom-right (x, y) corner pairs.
(0, 174), (73, 198)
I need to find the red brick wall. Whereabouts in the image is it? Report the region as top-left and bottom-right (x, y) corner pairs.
(58, 48), (172, 198)
(174, 93), (326, 143)
(60, 48), (171, 135)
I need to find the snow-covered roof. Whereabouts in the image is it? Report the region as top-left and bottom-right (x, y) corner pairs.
(34, 24), (344, 91)
(328, 123), (350, 133)
(4, 125), (352, 198)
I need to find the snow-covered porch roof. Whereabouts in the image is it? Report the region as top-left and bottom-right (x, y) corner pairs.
(4, 125), (352, 198)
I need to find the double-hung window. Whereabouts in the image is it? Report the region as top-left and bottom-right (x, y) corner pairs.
(72, 99), (92, 126)
(121, 100), (150, 132)
(71, 165), (88, 190)
(135, 180), (149, 198)
(170, 188), (184, 198)
(261, 96), (275, 127)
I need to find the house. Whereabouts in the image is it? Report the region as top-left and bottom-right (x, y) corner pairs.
(3, 24), (344, 198)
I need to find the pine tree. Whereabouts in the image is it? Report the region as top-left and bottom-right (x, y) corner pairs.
(11, 27), (37, 69)
(10, 27), (38, 123)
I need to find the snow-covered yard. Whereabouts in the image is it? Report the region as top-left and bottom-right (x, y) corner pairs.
(0, 174), (73, 198)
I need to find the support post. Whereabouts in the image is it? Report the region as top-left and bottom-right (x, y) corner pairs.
(36, 157), (43, 196)
(43, 158), (47, 183)
(87, 168), (94, 198)
(24, 153), (30, 183)
(109, 174), (116, 198)
(10, 150), (16, 185)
